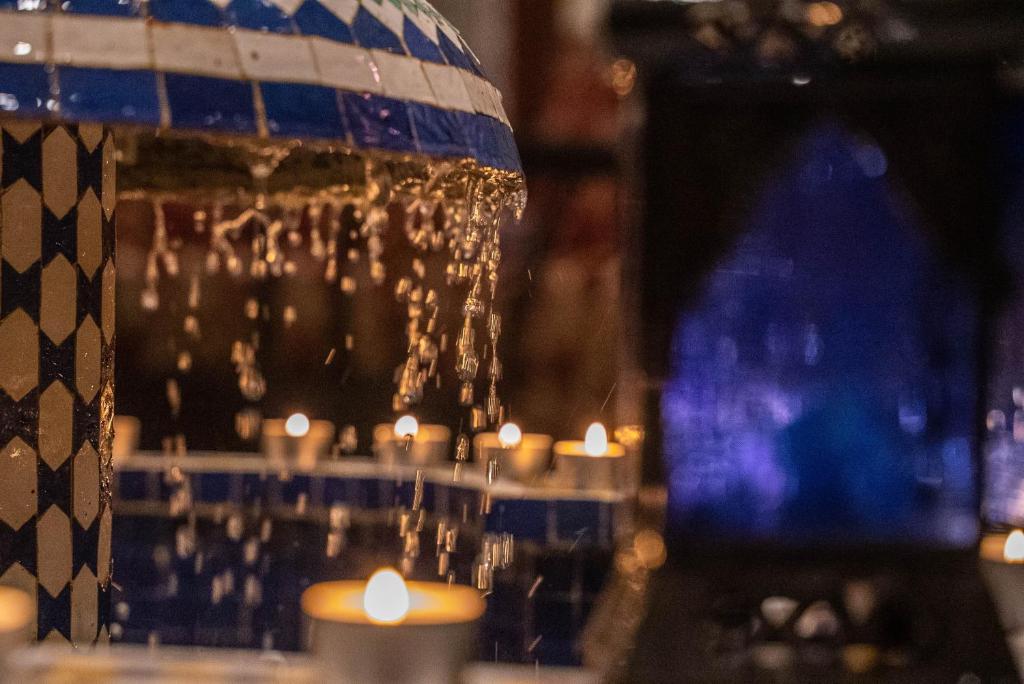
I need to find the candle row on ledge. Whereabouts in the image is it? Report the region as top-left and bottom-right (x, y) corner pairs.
(261, 413), (641, 493)
(113, 411), (642, 493)
(373, 416), (640, 493)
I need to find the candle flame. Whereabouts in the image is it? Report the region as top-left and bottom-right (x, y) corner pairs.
(497, 422), (523, 449)
(363, 567), (410, 624)
(1004, 530), (1024, 563)
(285, 413), (310, 438)
(584, 423), (609, 456)
(394, 415), (419, 439)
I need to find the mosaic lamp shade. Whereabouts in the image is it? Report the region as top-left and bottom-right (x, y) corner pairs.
(0, 0), (518, 172)
(0, 0), (522, 647)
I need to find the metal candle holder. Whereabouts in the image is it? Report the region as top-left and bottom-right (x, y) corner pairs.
(373, 424), (451, 467)
(302, 579), (484, 684)
(112, 416), (141, 470)
(261, 419), (335, 473)
(550, 441), (627, 492)
(473, 432), (553, 485)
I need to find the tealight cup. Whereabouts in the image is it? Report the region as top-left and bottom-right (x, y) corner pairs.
(550, 424), (627, 491)
(112, 415), (141, 469)
(473, 432), (553, 485)
(980, 530), (1024, 633)
(373, 421), (451, 466)
(0, 586), (34, 675)
(302, 573), (485, 684)
(261, 414), (335, 472)
(550, 441), (627, 491)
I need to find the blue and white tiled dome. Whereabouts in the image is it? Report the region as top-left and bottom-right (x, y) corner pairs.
(0, 0), (521, 172)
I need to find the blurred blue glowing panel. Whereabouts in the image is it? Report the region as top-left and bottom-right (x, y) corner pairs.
(662, 123), (979, 547)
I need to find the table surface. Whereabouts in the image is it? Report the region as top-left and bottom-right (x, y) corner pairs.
(7, 644), (599, 683)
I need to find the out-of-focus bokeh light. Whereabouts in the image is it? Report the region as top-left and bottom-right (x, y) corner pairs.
(610, 58), (638, 97)
(806, 2), (843, 27)
(634, 530), (667, 569)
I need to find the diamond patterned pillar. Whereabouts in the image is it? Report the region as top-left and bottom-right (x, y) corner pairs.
(0, 122), (114, 645)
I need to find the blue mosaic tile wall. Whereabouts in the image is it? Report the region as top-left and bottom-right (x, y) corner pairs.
(111, 458), (624, 664)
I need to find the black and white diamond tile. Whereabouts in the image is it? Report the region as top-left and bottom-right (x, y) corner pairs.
(0, 122), (114, 645)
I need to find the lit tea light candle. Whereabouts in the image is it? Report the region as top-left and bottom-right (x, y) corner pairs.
(980, 529), (1024, 635)
(112, 415), (141, 469)
(262, 413), (335, 472)
(980, 529), (1024, 563)
(473, 423), (553, 485)
(550, 422), (627, 491)
(0, 586), (33, 666)
(373, 417), (450, 466)
(302, 569), (485, 683)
